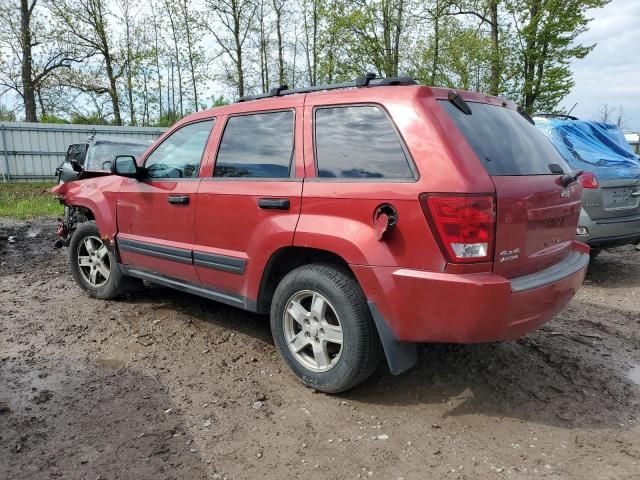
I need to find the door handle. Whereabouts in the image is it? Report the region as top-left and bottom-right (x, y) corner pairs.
(258, 197), (290, 210)
(168, 195), (190, 205)
(631, 191), (640, 197)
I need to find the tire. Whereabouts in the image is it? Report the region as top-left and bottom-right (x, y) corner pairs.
(270, 264), (383, 393)
(69, 220), (140, 299)
(590, 248), (601, 260)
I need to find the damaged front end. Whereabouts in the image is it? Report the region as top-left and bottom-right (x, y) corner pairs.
(54, 205), (93, 249)
(50, 182), (94, 249)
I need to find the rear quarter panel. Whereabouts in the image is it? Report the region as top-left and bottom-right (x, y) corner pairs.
(296, 86), (495, 271)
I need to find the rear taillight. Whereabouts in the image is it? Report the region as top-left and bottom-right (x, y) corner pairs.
(579, 171), (598, 189)
(420, 194), (495, 263)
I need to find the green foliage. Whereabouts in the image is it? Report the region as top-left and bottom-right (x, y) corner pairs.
(212, 96), (230, 107)
(70, 112), (110, 125)
(409, 19), (493, 92)
(0, 182), (62, 219)
(40, 115), (69, 124)
(505, 0), (609, 112)
(0, 105), (16, 121)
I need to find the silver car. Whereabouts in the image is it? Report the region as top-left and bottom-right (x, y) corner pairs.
(536, 116), (640, 256)
(57, 135), (152, 184)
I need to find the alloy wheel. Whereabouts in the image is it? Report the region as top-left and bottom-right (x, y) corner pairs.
(283, 290), (344, 372)
(77, 235), (111, 287)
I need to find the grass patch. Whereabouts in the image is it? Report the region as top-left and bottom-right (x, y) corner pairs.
(0, 182), (63, 219)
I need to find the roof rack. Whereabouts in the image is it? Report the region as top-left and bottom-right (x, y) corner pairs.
(237, 73), (418, 102)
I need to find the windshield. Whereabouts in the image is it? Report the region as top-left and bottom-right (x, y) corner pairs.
(84, 142), (150, 171)
(439, 100), (570, 176)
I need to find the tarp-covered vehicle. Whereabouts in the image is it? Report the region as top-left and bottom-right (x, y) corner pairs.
(535, 116), (640, 255)
(56, 135), (152, 184)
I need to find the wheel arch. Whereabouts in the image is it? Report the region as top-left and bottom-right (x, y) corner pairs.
(256, 246), (418, 377)
(255, 246), (354, 315)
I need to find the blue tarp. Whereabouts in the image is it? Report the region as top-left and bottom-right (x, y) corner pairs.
(535, 118), (640, 182)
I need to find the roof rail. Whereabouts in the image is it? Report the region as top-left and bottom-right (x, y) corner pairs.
(534, 113), (579, 121)
(237, 73), (418, 102)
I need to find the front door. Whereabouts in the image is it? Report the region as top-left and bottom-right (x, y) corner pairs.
(116, 119), (215, 282)
(194, 105), (304, 302)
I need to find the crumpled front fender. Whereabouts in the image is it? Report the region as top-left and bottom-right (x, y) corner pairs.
(51, 176), (124, 240)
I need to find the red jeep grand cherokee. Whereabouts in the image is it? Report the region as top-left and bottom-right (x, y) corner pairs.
(53, 75), (590, 393)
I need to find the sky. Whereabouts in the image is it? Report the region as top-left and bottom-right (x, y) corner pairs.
(560, 0), (640, 132)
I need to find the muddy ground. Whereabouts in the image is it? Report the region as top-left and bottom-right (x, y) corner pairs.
(1, 218), (639, 480)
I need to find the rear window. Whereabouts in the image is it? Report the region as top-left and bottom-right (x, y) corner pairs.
(440, 101), (569, 176)
(314, 105), (414, 179)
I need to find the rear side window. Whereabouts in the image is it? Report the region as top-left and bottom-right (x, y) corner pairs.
(439, 101), (569, 176)
(314, 105), (413, 179)
(214, 110), (294, 178)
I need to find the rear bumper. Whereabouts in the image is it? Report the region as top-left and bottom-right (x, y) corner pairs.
(577, 209), (640, 248)
(353, 245), (589, 344)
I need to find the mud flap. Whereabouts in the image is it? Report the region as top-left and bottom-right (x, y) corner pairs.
(368, 302), (417, 375)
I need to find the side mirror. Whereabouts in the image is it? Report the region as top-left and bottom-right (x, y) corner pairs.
(112, 155), (139, 178)
(66, 143), (87, 167)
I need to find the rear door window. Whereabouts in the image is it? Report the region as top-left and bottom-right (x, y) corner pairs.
(439, 101), (569, 176)
(214, 110), (294, 178)
(314, 105), (414, 179)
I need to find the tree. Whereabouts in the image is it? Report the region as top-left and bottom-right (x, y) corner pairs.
(163, 0), (184, 116)
(205, 0), (257, 98)
(0, 104), (17, 121)
(50, 0), (126, 125)
(507, 0), (608, 112)
(439, 0), (501, 95)
(256, 0), (271, 92)
(177, 0), (202, 111)
(150, 1), (164, 120)
(301, 0), (319, 85)
(272, 0), (286, 85)
(335, 0), (408, 78)
(599, 104), (625, 128)
(118, 0), (142, 125)
(0, 0), (85, 121)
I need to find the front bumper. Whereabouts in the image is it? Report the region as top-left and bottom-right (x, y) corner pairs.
(576, 209), (640, 248)
(353, 245), (589, 344)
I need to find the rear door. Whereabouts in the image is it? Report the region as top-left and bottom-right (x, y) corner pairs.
(194, 104), (304, 300)
(116, 119), (214, 282)
(440, 100), (582, 278)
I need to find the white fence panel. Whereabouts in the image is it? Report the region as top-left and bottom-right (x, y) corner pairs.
(0, 122), (166, 181)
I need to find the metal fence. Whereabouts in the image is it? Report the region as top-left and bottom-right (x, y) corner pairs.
(0, 122), (166, 182)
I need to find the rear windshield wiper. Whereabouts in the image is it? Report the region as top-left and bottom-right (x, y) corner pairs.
(448, 91), (472, 115)
(517, 106), (535, 125)
(560, 170), (584, 187)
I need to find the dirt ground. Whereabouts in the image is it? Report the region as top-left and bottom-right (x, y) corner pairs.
(1, 218), (639, 480)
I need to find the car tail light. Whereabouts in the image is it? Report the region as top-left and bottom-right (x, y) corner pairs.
(579, 171), (598, 189)
(420, 194), (495, 263)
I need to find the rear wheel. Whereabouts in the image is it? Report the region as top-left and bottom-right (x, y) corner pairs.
(69, 221), (140, 299)
(270, 264), (382, 393)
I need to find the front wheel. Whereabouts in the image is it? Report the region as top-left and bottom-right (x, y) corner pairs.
(69, 221), (139, 299)
(270, 264), (383, 393)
